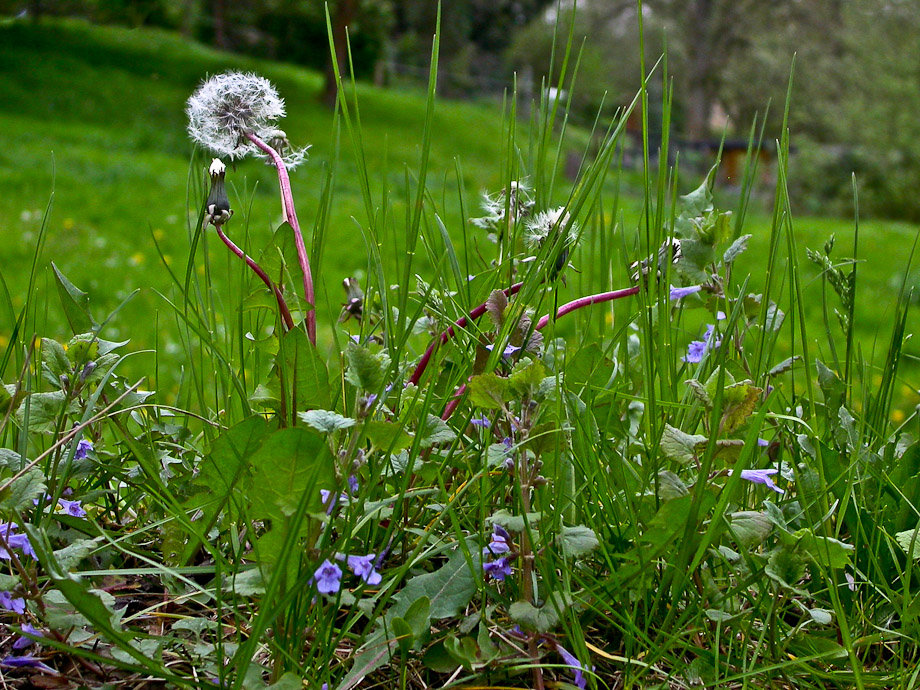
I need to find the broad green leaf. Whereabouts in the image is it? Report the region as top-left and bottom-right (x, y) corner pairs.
(0, 467), (46, 511)
(345, 342), (389, 392)
(298, 409), (356, 433)
(283, 328), (331, 410)
(660, 424), (707, 465)
(53, 538), (102, 572)
(489, 509), (540, 532)
(444, 634), (479, 671)
(556, 525), (599, 558)
(728, 511), (772, 548)
(794, 529), (854, 568)
(111, 639), (161, 665)
(41, 337), (71, 380)
(509, 592), (572, 633)
(366, 420), (412, 452)
(658, 470), (689, 501)
(419, 414), (456, 448)
(509, 358), (546, 397)
(720, 380), (762, 433)
(16, 391), (78, 433)
(224, 566), (267, 597)
(266, 673), (305, 690)
(765, 546), (807, 592)
(468, 373), (508, 410)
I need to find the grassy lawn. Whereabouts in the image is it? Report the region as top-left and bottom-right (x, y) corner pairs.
(2, 17), (918, 411)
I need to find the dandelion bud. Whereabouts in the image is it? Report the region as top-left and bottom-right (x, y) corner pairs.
(204, 158), (232, 228)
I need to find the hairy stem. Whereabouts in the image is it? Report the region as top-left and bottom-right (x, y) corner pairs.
(215, 227), (295, 331)
(244, 130), (316, 344)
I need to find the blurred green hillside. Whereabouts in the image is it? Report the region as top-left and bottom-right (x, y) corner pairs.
(0, 18), (522, 385)
(2, 17), (919, 413)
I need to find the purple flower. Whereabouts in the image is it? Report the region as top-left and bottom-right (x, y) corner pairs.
(485, 343), (521, 359)
(13, 623), (43, 650)
(757, 438), (770, 447)
(556, 643), (588, 689)
(0, 655), (58, 674)
(74, 439), (93, 460)
(0, 524), (36, 562)
(731, 468), (784, 494)
(347, 475), (360, 495)
(346, 554), (382, 585)
(669, 285), (702, 300)
(58, 498), (86, 518)
(313, 559), (343, 594)
(470, 414), (491, 428)
(682, 324), (721, 364)
(0, 591), (26, 614)
(483, 557), (513, 581)
(483, 524), (512, 556)
(320, 489), (348, 515)
(716, 310), (727, 320)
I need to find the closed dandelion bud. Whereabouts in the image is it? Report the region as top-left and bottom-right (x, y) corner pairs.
(204, 158), (232, 228)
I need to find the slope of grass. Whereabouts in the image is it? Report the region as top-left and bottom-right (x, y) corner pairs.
(1, 17), (918, 412)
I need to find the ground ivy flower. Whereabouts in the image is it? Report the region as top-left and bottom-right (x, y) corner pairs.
(683, 324), (721, 364)
(556, 643), (588, 689)
(483, 524), (512, 556)
(0, 524), (36, 561)
(731, 468), (784, 494)
(74, 439), (93, 461)
(670, 284), (702, 300)
(470, 414), (491, 428)
(0, 655), (57, 674)
(313, 559), (343, 594)
(186, 71), (307, 168)
(12, 623), (43, 650)
(346, 554), (382, 586)
(0, 591), (26, 614)
(58, 498), (86, 518)
(483, 557), (513, 581)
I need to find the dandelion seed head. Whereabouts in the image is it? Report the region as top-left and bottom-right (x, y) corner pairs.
(186, 71), (307, 168)
(524, 207), (577, 248)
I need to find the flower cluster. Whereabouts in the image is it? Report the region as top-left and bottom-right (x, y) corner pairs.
(0, 522), (36, 561)
(482, 524), (515, 581)
(186, 71), (307, 168)
(683, 323), (721, 364)
(313, 552), (383, 594)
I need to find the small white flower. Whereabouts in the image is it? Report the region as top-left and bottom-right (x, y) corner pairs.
(186, 71), (308, 169)
(208, 158), (226, 176)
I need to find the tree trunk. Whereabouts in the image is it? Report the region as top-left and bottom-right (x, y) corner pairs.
(322, 0), (356, 108)
(212, 0), (229, 50)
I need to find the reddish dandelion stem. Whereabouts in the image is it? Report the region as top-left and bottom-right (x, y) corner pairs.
(441, 284), (640, 419)
(410, 281), (524, 387)
(215, 227), (295, 331)
(244, 130), (316, 344)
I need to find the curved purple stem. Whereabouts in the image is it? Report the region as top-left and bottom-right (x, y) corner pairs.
(215, 227), (295, 331)
(409, 281), (524, 387)
(244, 131), (316, 345)
(441, 284), (640, 420)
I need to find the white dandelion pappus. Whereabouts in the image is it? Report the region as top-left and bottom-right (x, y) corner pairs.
(186, 71), (308, 169)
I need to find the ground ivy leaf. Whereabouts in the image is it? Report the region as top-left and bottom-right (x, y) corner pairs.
(721, 381), (763, 433)
(419, 414), (457, 448)
(224, 567), (267, 597)
(345, 342), (389, 392)
(485, 289), (507, 327)
(509, 358), (546, 397)
(366, 420), (413, 452)
(794, 529), (854, 568)
(509, 592), (571, 633)
(660, 424), (707, 465)
(556, 525), (599, 558)
(658, 470), (689, 501)
(16, 392), (78, 433)
(468, 373), (508, 410)
(0, 467), (46, 511)
(728, 511), (772, 548)
(54, 538), (102, 572)
(298, 409), (356, 433)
